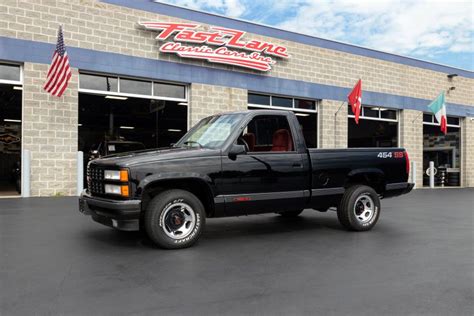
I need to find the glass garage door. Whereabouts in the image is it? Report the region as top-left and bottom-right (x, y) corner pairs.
(0, 63), (22, 197)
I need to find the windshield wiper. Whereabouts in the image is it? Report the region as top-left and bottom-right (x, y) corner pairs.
(182, 141), (204, 148)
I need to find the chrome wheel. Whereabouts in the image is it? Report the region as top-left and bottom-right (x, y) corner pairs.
(161, 202), (196, 240)
(353, 194), (375, 224)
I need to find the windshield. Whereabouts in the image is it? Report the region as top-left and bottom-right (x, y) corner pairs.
(175, 114), (244, 149)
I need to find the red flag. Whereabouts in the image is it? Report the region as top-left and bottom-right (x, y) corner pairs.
(348, 79), (362, 124)
(44, 25), (72, 97)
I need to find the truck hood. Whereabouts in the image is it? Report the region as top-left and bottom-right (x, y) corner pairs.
(89, 146), (221, 168)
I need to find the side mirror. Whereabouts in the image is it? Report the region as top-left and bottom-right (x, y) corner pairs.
(228, 144), (246, 160)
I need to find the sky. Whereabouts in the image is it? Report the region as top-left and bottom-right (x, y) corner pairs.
(158, 0), (474, 71)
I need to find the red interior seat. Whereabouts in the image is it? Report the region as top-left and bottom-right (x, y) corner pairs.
(271, 129), (293, 152)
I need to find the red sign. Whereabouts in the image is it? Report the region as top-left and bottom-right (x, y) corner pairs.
(139, 22), (289, 72)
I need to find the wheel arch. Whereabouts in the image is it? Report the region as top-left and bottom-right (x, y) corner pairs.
(345, 168), (386, 194)
(139, 175), (216, 218)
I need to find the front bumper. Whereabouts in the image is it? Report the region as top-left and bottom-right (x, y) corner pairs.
(383, 182), (415, 198)
(79, 190), (141, 231)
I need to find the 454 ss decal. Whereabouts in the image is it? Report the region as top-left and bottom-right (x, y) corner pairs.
(377, 151), (404, 159)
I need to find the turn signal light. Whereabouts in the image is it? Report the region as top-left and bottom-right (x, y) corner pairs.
(121, 185), (129, 197)
(120, 170), (129, 182)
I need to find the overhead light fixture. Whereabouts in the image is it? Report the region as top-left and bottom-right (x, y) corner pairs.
(105, 95), (128, 100)
(120, 126), (134, 129)
(13, 86), (23, 90)
(178, 102), (188, 106)
(295, 113), (310, 117)
(78, 124), (83, 127)
(447, 74), (458, 79)
(167, 129), (182, 132)
(4, 119), (21, 123)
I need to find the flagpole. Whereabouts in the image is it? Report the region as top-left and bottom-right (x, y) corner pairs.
(334, 101), (346, 148)
(411, 111), (423, 123)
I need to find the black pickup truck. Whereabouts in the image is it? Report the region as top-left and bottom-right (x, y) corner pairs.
(79, 110), (413, 249)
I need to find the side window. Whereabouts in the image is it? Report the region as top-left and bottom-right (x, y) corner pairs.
(238, 115), (294, 152)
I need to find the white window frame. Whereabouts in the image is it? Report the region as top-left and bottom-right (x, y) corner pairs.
(422, 113), (460, 128)
(348, 106), (398, 123)
(78, 72), (188, 102)
(0, 62), (23, 86)
(248, 92), (319, 114)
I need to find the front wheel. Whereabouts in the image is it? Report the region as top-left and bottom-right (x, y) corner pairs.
(144, 189), (205, 249)
(337, 185), (380, 231)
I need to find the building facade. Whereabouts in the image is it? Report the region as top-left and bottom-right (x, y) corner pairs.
(0, 0), (473, 197)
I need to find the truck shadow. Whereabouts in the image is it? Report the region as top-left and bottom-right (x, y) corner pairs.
(82, 211), (347, 249)
(203, 213), (346, 240)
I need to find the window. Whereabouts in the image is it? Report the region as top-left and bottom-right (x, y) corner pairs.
(0, 63), (21, 83)
(120, 78), (152, 95)
(79, 73), (187, 101)
(79, 74), (118, 92)
(248, 94), (270, 106)
(348, 105), (398, 122)
(154, 82), (186, 99)
(272, 96), (292, 108)
(423, 113), (460, 127)
(248, 93), (318, 148)
(248, 93), (317, 111)
(295, 99), (316, 110)
(238, 115), (294, 152)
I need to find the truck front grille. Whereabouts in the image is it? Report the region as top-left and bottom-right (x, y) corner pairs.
(87, 166), (105, 195)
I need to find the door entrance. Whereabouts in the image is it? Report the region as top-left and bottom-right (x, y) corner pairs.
(0, 82), (22, 197)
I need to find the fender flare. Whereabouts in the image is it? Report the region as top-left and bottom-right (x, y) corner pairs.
(346, 168), (385, 188)
(137, 172), (215, 198)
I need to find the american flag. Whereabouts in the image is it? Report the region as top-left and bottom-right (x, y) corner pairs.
(43, 26), (72, 97)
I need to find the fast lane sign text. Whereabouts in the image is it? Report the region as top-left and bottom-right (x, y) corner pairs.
(139, 22), (289, 71)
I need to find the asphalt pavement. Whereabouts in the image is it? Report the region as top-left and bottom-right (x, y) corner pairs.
(1, 189), (473, 315)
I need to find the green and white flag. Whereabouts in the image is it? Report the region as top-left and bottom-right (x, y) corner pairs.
(428, 91), (447, 134)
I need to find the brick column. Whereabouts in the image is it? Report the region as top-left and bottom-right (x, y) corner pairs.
(318, 99), (347, 148)
(399, 109), (423, 186)
(22, 63), (79, 197)
(189, 83), (247, 126)
(461, 117), (474, 187)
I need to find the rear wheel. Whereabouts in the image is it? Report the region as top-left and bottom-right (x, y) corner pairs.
(337, 185), (380, 231)
(277, 209), (304, 218)
(144, 189), (205, 249)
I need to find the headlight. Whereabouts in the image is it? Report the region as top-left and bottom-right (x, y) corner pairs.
(104, 169), (129, 181)
(105, 184), (129, 197)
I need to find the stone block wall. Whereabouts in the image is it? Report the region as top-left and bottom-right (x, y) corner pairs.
(461, 118), (474, 187)
(0, 0), (472, 106)
(22, 62), (78, 196)
(318, 99), (348, 149)
(399, 110), (423, 186)
(189, 84), (247, 126)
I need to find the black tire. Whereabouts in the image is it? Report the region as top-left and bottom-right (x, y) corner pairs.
(277, 209), (304, 218)
(144, 189), (206, 249)
(337, 185), (380, 231)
